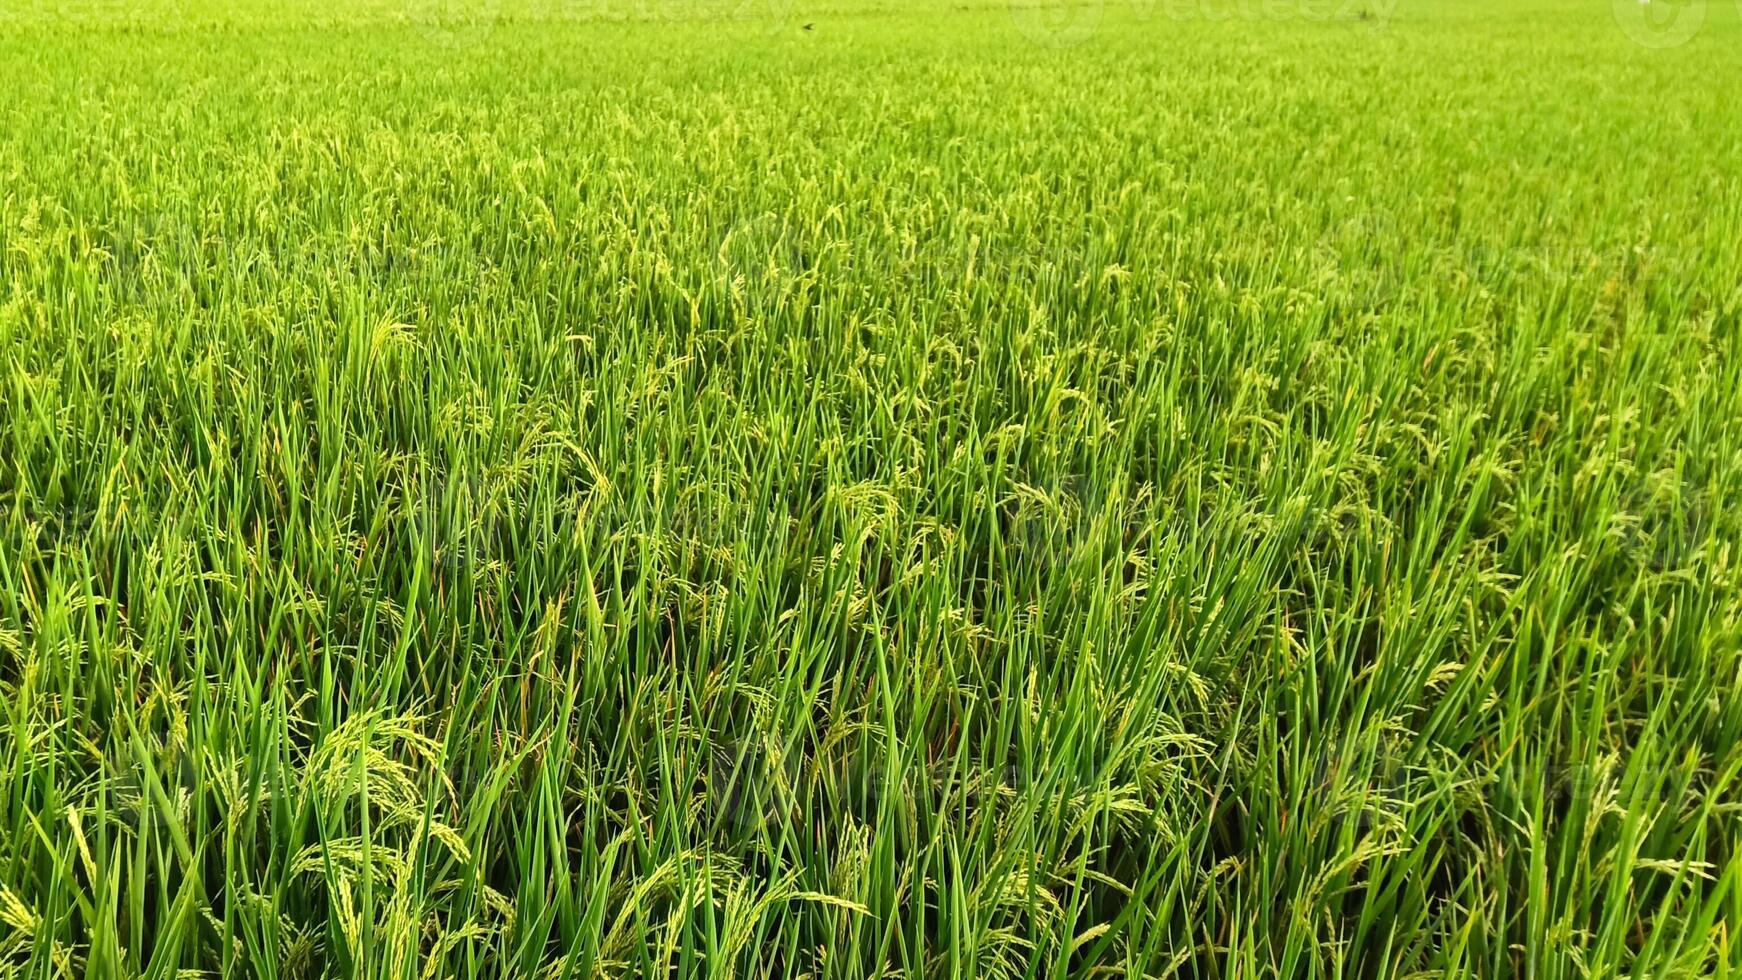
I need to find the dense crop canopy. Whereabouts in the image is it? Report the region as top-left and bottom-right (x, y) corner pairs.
(1, 0), (1739, 975)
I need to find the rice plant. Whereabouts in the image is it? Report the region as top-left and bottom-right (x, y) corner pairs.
(0, 0), (1739, 976)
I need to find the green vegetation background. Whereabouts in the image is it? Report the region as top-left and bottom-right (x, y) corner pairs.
(1, 0), (1739, 975)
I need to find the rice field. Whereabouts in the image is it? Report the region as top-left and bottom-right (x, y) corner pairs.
(1, 0), (1740, 975)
